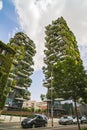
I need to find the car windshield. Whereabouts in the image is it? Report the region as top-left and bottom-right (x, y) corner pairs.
(61, 116), (72, 119)
(63, 116), (68, 119)
(28, 114), (37, 119)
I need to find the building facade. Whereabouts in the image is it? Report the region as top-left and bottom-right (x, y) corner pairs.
(6, 32), (36, 109)
(0, 41), (15, 109)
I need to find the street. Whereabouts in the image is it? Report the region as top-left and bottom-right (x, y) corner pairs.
(0, 122), (87, 130)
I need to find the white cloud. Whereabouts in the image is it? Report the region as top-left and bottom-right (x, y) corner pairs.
(13, 0), (87, 70)
(0, 0), (3, 10)
(8, 27), (22, 41)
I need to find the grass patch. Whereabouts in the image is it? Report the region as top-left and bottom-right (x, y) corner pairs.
(81, 128), (87, 130)
(0, 119), (4, 122)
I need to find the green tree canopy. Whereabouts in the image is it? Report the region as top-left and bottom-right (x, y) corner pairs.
(53, 57), (87, 101)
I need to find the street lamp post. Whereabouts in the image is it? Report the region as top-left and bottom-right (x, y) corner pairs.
(50, 70), (54, 127)
(48, 59), (56, 127)
(51, 88), (54, 127)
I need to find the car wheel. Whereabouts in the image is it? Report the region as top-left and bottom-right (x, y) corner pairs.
(32, 124), (36, 128)
(81, 121), (83, 124)
(43, 123), (47, 127)
(71, 121), (73, 124)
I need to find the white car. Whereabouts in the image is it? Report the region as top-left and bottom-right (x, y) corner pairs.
(73, 117), (81, 124)
(81, 115), (87, 124)
(59, 116), (73, 125)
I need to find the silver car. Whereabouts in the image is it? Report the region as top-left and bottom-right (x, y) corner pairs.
(73, 117), (81, 124)
(59, 116), (73, 125)
(81, 115), (87, 124)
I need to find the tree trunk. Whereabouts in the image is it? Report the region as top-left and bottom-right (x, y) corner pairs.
(0, 109), (3, 116)
(74, 98), (81, 130)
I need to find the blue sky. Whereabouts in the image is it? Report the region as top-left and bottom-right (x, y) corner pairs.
(0, 0), (87, 101)
(0, 0), (47, 101)
(0, 0), (21, 43)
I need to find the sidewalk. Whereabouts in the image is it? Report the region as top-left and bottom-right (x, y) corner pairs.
(0, 115), (25, 122)
(0, 115), (59, 127)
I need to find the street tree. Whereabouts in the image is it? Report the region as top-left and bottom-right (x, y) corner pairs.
(53, 57), (87, 104)
(53, 57), (87, 130)
(40, 94), (46, 101)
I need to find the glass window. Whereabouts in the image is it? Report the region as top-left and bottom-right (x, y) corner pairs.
(2, 50), (7, 55)
(0, 61), (2, 66)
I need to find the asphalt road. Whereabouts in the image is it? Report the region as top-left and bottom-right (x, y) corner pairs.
(0, 122), (87, 130)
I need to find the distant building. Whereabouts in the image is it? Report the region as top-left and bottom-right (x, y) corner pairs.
(47, 98), (66, 117)
(23, 99), (65, 117)
(23, 100), (47, 111)
(61, 99), (87, 116)
(23, 100), (36, 108)
(36, 102), (47, 110)
(23, 99), (87, 117)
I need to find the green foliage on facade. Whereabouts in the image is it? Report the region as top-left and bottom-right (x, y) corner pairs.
(0, 32), (36, 109)
(0, 41), (15, 109)
(7, 32), (36, 105)
(43, 17), (87, 102)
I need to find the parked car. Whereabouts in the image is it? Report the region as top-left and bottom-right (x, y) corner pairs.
(59, 116), (73, 125)
(81, 115), (87, 124)
(21, 114), (48, 128)
(73, 116), (81, 124)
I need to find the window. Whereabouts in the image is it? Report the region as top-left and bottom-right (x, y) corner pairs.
(0, 48), (2, 53)
(2, 50), (7, 55)
(0, 60), (2, 66)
